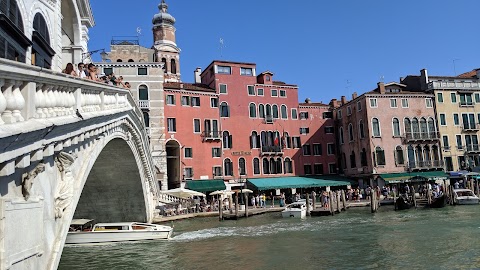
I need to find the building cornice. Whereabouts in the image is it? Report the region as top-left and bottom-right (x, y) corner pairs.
(164, 89), (218, 97)
(94, 62), (164, 68)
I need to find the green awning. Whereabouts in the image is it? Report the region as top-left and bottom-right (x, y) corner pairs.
(379, 171), (448, 184)
(247, 176), (351, 191)
(186, 180), (226, 193)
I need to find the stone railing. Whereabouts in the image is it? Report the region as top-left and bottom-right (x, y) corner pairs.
(158, 193), (188, 204)
(428, 81), (480, 90)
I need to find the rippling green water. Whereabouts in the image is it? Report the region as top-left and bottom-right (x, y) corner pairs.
(59, 206), (480, 270)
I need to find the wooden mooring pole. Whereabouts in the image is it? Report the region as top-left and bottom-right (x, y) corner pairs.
(306, 194), (311, 216)
(371, 189), (377, 213)
(329, 191), (334, 215)
(235, 192), (239, 218)
(219, 196), (223, 221)
(341, 190), (347, 211)
(244, 193), (249, 218)
(336, 191), (341, 213)
(393, 186), (397, 211)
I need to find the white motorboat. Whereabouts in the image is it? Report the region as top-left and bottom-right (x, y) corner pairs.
(65, 220), (173, 245)
(281, 201), (309, 218)
(453, 189), (479, 205)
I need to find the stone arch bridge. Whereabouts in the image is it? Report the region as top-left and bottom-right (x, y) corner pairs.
(0, 59), (168, 269)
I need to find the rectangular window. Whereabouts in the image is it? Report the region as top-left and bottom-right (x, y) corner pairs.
(357, 101), (362, 111)
(390, 98), (397, 108)
(103, 67), (113, 76)
(217, 65), (231, 74)
(240, 67), (253, 76)
(184, 168), (193, 179)
(213, 166), (222, 177)
(459, 93), (473, 106)
(300, 127), (310, 135)
(475, 93), (480, 103)
(324, 126), (334, 134)
(299, 112), (309, 120)
(291, 108), (298, 120)
(247, 85), (255, 95)
(456, 135), (463, 149)
(292, 137), (301, 148)
(167, 118), (176, 132)
(451, 93), (457, 103)
(181, 96), (190, 106)
(212, 147), (221, 158)
(302, 144), (311, 156)
(219, 84), (227, 94)
(442, 135), (450, 149)
(347, 106), (352, 116)
(370, 98), (378, 108)
(137, 67), (147, 75)
(322, 111), (333, 119)
(191, 97), (200, 107)
(271, 89), (278, 97)
(328, 163), (336, 174)
(327, 143), (335, 155)
(401, 98), (409, 108)
(314, 164), (324, 175)
(184, 148), (192, 158)
(210, 97), (218, 108)
(166, 95), (175, 105)
(453, 113), (459, 126)
(193, 119), (200, 133)
(280, 90), (286, 97)
(426, 98), (433, 108)
(304, 164), (312, 175)
(337, 110), (342, 119)
(440, 114), (446, 126)
(437, 92), (444, 103)
(313, 144), (322, 155)
(257, 88), (264, 96)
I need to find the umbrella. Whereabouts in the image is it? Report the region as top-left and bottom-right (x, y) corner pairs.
(464, 172), (480, 176)
(209, 190), (234, 196)
(162, 188), (205, 199)
(239, 188), (253, 194)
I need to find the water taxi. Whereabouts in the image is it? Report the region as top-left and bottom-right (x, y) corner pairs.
(453, 189), (479, 205)
(65, 220), (173, 245)
(281, 201), (309, 218)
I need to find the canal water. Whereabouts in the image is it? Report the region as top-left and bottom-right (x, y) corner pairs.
(59, 205), (480, 270)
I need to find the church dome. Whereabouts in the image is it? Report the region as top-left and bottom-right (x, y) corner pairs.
(153, 0), (176, 26)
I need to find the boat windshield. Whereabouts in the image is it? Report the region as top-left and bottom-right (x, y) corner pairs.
(289, 204), (303, 209)
(94, 225), (129, 231)
(457, 190), (475, 197)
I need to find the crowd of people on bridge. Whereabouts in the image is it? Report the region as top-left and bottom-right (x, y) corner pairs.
(62, 62), (131, 89)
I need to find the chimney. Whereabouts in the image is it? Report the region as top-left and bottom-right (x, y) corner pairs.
(194, 67), (202, 84)
(352, 92), (358, 100)
(330, 98), (338, 108)
(378, 82), (385, 94)
(341, 95), (347, 105)
(475, 68), (480, 79)
(305, 98), (311, 104)
(420, 68), (429, 90)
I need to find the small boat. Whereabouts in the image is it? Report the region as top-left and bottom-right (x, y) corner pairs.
(429, 194), (447, 208)
(395, 195), (412, 210)
(453, 189), (479, 205)
(281, 201), (309, 218)
(66, 220), (173, 245)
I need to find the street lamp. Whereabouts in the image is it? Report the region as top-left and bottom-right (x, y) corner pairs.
(81, 49), (107, 62)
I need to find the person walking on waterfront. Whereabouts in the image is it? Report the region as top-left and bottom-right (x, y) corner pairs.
(280, 192), (285, 207)
(261, 193), (266, 208)
(311, 190), (316, 204)
(255, 194), (260, 208)
(322, 191), (329, 209)
(251, 195), (256, 208)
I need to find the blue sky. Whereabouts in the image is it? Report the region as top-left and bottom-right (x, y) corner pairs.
(89, 0), (480, 103)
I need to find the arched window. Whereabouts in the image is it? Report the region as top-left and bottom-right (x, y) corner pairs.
(372, 118), (381, 137)
(432, 145), (440, 165)
(395, 146), (404, 165)
(428, 118), (436, 138)
(266, 104), (272, 117)
(284, 158), (293, 173)
(32, 13), (54, 69)
(258, 104), (265, 118)
(128, 59), (134, 62)
(404, 118), (412, 139)
(224, 158), (233, 176)
(281, 105), (288, 119)
(143, 112), (150, 127)
(412, 118), (420, 139)
(270, 158), (276, 174)
(341, 153), (347, 169)
(0, 0), (28, 62)
(223, 131), (232, 149)
(392, 118), (400, 137)
(276, 158), (283, 174)
(220, 102), (230, 117)
(250, 131), (260, 149)
(350, 151), (356, 168)
(249, 103), (257, 118)
(415, 145), (423, 165)
(253, 158), (260, 175)
(116, 59), (123, 62)
(407, 145), (415, 168)
(239, 158), (246, 176)
(161, 58), (167, 72)
(359, 120), (365, 139)
(339, 127), (344, 144)
(263, 158), (270, 174)
(420, 117), (428, 139)
(348, 123), (354, 141)
(284, 132), (291, 148)
(361, 148), (368, 166)
(375, 146), (385, 166)
(139, 85), (149, 100)
(272, 104), (279, 119)
(424, 145), (431, 166)
(171, 59), (177, 74)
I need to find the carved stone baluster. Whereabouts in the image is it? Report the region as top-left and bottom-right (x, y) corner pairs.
(68, 88), (75, 115)
(42, 85), (51, 117)
(35, 83), (45, 118)
(2, 80), (15, 123)
(56, 87), (65, 116)
(11, 80), (25, 122)
(52, 85), (60, 116)
(46, 85), (56, 117)
(0, 79), (6, 124)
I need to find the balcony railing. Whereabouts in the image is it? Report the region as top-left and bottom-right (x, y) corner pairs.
(428, 81), (480, 90)
(261, 145), (283, 155)
(264, 115), (274, 124)
(202, 131), (221, 141)
(466, 144), (480, 153)
(138, 100), (150, 109)
(408, 160), (444, 170)
(462, 123), (480, 132)
(403, 132), (439, 142)
(459, 102), (475, 107)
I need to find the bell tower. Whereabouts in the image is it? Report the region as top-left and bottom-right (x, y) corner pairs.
(152, 0), (181, 82)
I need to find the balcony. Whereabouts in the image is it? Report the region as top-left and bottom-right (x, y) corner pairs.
(403, 132), (439, 142)
(202, 131), (221, 141)
(261, 145), (283, 155)
(264, 115), (274, 124)
(459, 102), (475, 108)
(427, 81), (480, 91)
(138, 100), (150, 109)
(466, 144), (480, 153)
(462, 123), (480, 132)
(408, 160), (444, 170)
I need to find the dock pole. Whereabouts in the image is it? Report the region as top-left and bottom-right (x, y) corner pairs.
(219, 196), (223, 221)
(244, 193), (249, 218)
(370, 189), (375, 213)
(235, 192), (239, 218)
(336, 191), (341, 213)
(312, 191), (316, 209)
(413, 188), (417, 208)
(341, 190), (347, 211)
(393, 186), (397, 211)
(329, 191), (334, 215)
(306, 194), (311, 216)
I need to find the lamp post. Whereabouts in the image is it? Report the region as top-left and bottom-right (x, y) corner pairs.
(81, 49), (107, 62)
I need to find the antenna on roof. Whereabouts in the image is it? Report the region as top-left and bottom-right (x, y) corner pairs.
(219, 37), (225, 59)
(453, 58), (460, 76)
(346, 80), (351, 95)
